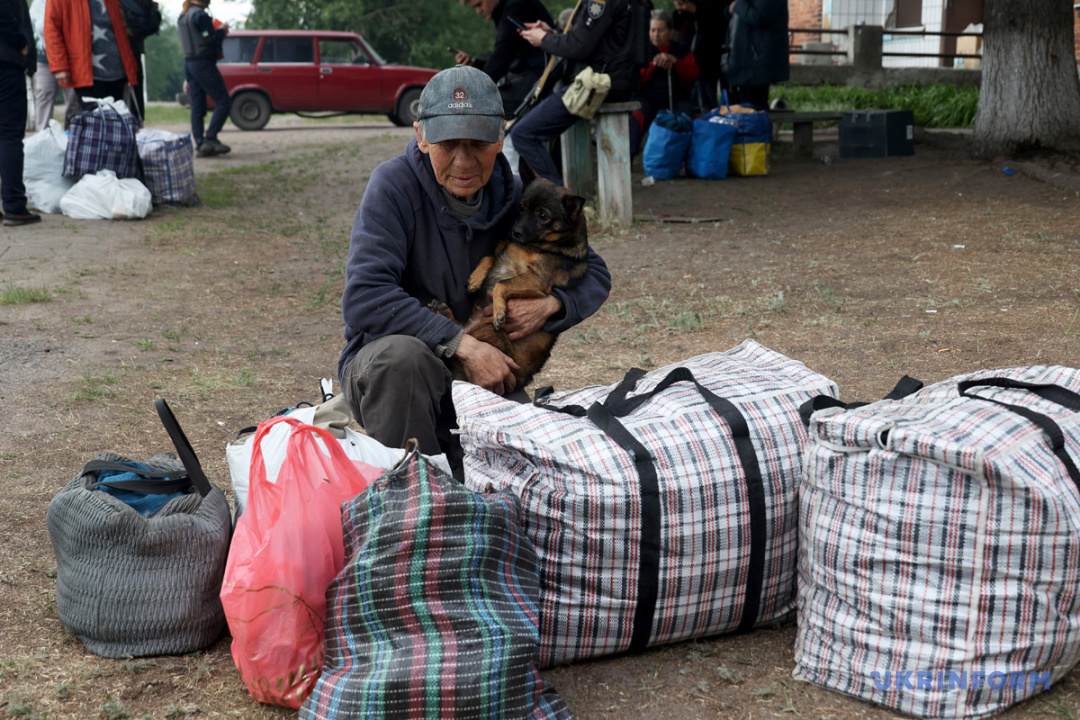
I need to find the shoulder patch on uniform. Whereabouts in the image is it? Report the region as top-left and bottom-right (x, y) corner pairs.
(587, 0), (606, 20)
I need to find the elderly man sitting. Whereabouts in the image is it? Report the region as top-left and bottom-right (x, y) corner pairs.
(337, 65), (611, 475)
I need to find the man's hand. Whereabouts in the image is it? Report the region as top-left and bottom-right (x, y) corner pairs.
(454, 334), (520, 395)
(520, 21), (551, 47)
(55, 70), (71, 85)
(653, 52), (676, 71)
(482, 295), (562, 340)
(455, 50), (475, 66)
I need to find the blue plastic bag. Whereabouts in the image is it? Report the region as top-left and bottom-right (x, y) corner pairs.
(687, 109), (738, 180)
(642, 110), (693, 180)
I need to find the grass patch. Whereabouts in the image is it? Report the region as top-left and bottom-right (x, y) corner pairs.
(143, 104), (192, 126)
(771, 83), (979, 128)
(1, 285), (52, 305)
(72, 371), (120, 403)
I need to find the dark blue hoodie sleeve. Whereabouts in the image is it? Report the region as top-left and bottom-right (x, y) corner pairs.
(341, 159), (462, 352)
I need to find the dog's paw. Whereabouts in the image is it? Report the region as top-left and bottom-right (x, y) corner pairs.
(427, 300), (454, 320)
(492, 311), (507, 331)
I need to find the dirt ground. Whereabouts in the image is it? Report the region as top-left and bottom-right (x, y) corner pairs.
(2, 115), (1080, 720)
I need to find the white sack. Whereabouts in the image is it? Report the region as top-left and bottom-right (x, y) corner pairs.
(23, 120), (76, 214)
(225, 406), (453, 520)
(59, 170), (152, 220)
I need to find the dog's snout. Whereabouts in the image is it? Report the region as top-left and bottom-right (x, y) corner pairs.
(511, 226), (524, 240)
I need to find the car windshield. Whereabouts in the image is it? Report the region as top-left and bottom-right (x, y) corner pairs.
(358, 37), (385, 65)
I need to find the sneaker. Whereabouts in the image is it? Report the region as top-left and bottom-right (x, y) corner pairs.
(196, 142), (217, 158)
(3, 212), (42, 227)
(203, 138), (231, 156)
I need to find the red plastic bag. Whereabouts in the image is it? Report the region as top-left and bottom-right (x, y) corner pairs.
(220, 415), (382, 708)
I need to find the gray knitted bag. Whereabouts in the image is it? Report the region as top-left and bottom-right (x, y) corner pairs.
(47, 400), (232, 658)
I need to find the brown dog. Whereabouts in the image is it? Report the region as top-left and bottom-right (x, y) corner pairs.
(432, 163), (590, 389)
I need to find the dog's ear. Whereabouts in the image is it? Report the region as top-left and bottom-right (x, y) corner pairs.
(562, 194), (585, 221)
(518, 157), (538, 186)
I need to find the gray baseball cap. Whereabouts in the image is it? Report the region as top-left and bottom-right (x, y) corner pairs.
(417, 65), (505, 144)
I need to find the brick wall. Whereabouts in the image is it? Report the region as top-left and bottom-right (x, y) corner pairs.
(789, 0), (823, 44)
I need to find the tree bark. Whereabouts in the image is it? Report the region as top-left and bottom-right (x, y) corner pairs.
(972, 0), (1080, 157)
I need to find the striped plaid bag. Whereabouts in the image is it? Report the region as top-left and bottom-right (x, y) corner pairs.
(454, 340), (838, 666)
(795, 365), (1080, 719)
(299, 445), (572, 720)
(63, 100), (139, 179)
(136, 129), (199, 206)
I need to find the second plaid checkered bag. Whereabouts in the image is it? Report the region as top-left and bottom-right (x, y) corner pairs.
(299, 445), (572, 720)
(796, 365), (1080, 719)
(455, 340), (838, 666)
(63, 100), (140, 179)
(136, 129), (199, 206)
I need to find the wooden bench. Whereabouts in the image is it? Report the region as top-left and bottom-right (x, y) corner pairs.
(559, 101), (640, 226)
(767, 110), (843, 159)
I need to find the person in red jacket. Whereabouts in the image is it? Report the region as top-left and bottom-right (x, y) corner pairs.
(44, 0), (139, 110)
(630, 9), (699, 157)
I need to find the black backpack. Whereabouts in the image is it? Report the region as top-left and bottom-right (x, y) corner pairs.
(119, 0), (162, 39)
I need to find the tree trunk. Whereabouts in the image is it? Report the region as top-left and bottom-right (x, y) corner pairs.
(972, 0), (1080, 157)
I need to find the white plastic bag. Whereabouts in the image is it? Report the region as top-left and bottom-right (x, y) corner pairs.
(59, 170), (152, 220)
(23, 120), (76, 214)
(226, 404), (454, 520)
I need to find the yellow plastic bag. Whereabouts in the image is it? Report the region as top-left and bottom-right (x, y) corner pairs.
(728, 141), (771, 176)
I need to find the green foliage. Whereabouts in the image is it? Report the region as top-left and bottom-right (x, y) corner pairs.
(246, 0), (580, 70)
(144, 19), (186, 102)
(770, 83), (979, 128)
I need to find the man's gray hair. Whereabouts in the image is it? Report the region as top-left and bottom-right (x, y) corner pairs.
(651, 8), (674, 30)
(416, 118), (506, 143)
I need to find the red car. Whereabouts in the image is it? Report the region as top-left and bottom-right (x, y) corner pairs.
(208, 30), (438, 130)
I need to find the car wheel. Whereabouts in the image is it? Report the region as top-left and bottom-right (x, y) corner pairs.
(393, 88), (422, 127)
(230, 91), (272, 131)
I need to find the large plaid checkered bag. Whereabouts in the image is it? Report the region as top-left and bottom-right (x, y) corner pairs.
(63, 100), (139, 179)
(795, 366), (1080, 719)
(136, 129), (199, 206)
(299, 445), (572, 720)
(454, 340), (838, 666)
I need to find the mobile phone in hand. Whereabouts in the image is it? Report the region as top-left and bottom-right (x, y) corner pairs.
(447, 46), (459, 54)
(507, 17), (527, 31)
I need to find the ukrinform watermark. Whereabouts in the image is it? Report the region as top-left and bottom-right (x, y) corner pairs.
(870, 671), (1052, 692)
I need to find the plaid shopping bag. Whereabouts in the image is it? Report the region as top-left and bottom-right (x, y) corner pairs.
(796, 367), (1080, 719)
(299, 446), (572, 719)
(455, 340), (839, 667)
(64, 102), (140, 179)
(136, 129), (199, 206)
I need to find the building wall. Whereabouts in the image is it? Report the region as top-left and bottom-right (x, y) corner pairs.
(789, 0), (823, 44)
(791, 1), (1079, 69)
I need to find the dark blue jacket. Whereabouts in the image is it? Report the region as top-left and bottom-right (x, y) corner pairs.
(541, 0), (638, 98)
(724, 0), (789, 88)
(0, 0), (35, 73)
(478, 0), (553, 82)
(338, 138), (612, 380)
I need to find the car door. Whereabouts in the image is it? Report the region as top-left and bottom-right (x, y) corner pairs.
(254, 36), (319, 111)
(316, 37), (384, 112)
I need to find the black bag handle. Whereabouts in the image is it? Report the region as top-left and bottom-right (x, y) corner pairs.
(155, 399), (214, 497)
(798, 375), (924, 427)
(956, 377), (1080, 413)
(957, 378), (1080, 492)
(84, 459), (196, 494)
(546, 365), (767, 647)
